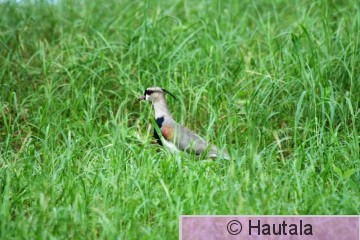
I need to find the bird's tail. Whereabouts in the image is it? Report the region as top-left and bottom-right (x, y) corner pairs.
(208, 145), (230, 160)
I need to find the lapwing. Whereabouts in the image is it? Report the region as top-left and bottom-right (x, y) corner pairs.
(138, 87), (230, 160)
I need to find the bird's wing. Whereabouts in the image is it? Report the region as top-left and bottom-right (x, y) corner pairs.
(161, 126), (175, 141)
(173, 124), (214, 155)
(157, 122), (230, 159)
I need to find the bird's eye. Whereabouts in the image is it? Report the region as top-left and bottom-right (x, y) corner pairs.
(145, 90), (153, 95)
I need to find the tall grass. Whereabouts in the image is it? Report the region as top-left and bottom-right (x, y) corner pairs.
(0, 0), (359, 239)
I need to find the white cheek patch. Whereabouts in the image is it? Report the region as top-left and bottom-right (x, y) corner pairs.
(145, 95), (150, 100)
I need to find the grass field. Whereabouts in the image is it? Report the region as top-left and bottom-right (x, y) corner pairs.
(1, 0), (359, 239)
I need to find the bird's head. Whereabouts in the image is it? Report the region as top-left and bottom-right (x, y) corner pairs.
(138, 87), (177, 103)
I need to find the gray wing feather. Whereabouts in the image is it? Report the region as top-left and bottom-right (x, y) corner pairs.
(174, 124), (218, 156)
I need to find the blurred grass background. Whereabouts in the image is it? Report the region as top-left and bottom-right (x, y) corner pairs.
(0, 0), (359, 239)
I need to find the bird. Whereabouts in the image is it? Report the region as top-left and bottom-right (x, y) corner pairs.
(138, 86), (230, 160)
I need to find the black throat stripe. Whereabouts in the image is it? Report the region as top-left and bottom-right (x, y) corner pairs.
(154, 116), (164, 146)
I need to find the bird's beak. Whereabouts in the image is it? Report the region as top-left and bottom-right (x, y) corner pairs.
(138, 95), (146, 101)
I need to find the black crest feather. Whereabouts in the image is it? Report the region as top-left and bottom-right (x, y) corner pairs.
(161, 88), (177, 100)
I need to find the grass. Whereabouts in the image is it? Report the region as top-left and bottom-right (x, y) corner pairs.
(0, 0), (359, 239)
